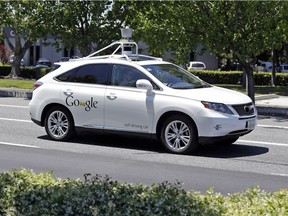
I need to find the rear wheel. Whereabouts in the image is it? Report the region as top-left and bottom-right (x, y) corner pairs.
(160, 115), (198, 154)
(44, 106), (74, 141)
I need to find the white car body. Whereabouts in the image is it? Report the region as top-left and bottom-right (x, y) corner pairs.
(188, 61), (206, 70)
(29, 40), (256, 154)
(267, 64), (288, 73)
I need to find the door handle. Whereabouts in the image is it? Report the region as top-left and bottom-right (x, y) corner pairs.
(63, 89), (73, 96)
(107, 93), (117, 100)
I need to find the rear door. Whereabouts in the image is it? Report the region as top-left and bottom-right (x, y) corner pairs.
(58, 63), (110, 128)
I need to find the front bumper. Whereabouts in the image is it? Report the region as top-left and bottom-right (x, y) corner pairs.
(195, 110), (257, 138)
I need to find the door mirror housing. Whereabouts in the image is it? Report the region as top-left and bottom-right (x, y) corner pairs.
(136, 79), (153, 95)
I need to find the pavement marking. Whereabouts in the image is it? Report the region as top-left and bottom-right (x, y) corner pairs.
(0, 141), (40, 149)
(257, 124), (288, 130)
(0, 104), (28, 109)
(238, 139), (288, 147)
(270, 173), (288, 177)
(0, 117), (32, 123)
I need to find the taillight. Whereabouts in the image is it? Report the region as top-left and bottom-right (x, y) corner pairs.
(33, 81), (43, 91)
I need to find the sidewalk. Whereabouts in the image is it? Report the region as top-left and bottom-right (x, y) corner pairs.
(0, 87), (287, 117)
(255, 94), (288, 117)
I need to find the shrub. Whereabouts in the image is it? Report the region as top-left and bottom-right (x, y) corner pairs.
(0, 66), (53, 79)
(19, 67), (36, 79)
(0, 65), (12, 76)
(1, 169), (288, 216)
(190, 70), (242, 84)
(189, 70), (288, 86)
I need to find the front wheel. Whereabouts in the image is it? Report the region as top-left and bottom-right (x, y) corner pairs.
(44, 106), (74, 141)
(160, 115), (198, 154)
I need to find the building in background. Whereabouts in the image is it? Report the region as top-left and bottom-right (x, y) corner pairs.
(3, 27), (218, 69)
(3, 27), (79, 66)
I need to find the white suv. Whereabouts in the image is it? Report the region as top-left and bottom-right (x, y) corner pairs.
(187, 61), (206, 70)
(29, 38), (256, 154)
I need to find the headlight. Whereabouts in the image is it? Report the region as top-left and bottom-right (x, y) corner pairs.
(201, 101), (234, 115)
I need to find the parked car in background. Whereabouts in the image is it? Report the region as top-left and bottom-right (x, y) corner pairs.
(280, 64), (288, 73)
(267, 64), (288, 73)
(9, 55), (24, 66)
(258, 62), (272, 72)
(57, 57), (70, 62)
(36, 58), (52, 67)
(188, 61), (206, 70)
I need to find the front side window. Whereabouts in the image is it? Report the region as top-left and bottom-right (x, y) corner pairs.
(111, 64), (147, 87)
(56, 64), (109, 85)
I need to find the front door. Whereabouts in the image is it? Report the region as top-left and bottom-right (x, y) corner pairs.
(104, 64), (154, 133)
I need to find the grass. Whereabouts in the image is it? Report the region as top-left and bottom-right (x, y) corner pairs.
(0, 78), (287, 96)
(217, 84), (288, 96)
(0, 78), (35, 89)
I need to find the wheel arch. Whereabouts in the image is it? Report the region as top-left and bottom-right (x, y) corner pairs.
(40, 103), (74, 126)
(156, 111), (198, 139)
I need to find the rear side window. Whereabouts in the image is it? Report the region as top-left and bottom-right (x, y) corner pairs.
(192, 63), (205, 68)
(56, 64), (109, 85)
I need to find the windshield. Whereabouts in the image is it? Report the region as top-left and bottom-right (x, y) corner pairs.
(143, 64), (210, 89)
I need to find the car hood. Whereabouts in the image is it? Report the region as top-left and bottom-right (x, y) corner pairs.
(170, 86), (252, 105)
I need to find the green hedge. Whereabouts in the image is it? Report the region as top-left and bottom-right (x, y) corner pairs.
(0, 169), (288, 216)
(0, 65), (12, 76)
(1, 66), (288, 86)
(0, 66), (52, 79)
(190, 70), (288, 86)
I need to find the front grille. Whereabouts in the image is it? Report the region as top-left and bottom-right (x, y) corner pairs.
(232, 103), (255, 116)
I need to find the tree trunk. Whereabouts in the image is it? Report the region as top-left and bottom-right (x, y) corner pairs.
(246, 68), (255, 103)
(241, 62), (255, 103)
(271, 49), (276, 87)
(8, 61), (21, 79)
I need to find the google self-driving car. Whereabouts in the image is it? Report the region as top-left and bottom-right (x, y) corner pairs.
(29, 31), (256, 154)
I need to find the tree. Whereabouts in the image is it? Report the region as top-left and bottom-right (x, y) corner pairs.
(0, 1), (56, 78)
(193, 1), (288, 102)
(123, 1), (288, 102)
(123, 1), (200, 65)
(50, 0), (128, 57)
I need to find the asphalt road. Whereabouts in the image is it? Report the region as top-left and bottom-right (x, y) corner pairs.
(1, 97), (288, 194)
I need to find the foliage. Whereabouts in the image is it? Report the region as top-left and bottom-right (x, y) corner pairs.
(0, 169), (212, 216)
(124, 1), (288, 102)
(0, 169), (288, 216)
(0, 1), (56, 77)
(51, 0), (127, 56)
(0, 65), (12, 76)
(190, 70), (288, 86)
(191, 70), (242, 85)
(0, 66), (52, 81)
(0, 45), (11, 64)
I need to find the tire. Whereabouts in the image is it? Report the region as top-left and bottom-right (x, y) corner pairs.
(44, 106), (74, 141)
(160, 115), (198, 154)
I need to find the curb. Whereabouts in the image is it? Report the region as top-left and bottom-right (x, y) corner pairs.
(0, 88), (32, 99)
(255, 94), (288, 117)
(255, 94), (279, 101)
(256, 106), (288, 117)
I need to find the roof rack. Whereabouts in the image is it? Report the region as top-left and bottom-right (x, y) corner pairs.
(70, 29), (162, 62)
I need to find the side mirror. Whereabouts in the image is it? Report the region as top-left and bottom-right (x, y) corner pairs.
(136, 79), (153, 95)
